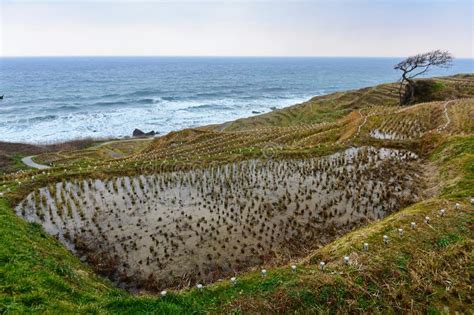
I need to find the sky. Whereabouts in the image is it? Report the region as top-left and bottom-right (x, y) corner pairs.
(0, 0), (473, 58)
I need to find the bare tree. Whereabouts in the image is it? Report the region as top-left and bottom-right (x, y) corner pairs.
(394, 50), (453, 105)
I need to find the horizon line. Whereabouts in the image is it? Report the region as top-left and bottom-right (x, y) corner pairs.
(2, 54), (473, 59)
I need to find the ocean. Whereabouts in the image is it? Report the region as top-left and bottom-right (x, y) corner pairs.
(0, 57), (472, 143)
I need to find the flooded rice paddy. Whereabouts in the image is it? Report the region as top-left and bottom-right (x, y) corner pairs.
(16, 147), (422, 291)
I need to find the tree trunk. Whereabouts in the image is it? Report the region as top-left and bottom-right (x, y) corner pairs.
(398, 80), (405, 105)
(400, 72), (415, 105)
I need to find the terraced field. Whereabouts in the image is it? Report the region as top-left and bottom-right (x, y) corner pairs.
(16, 147), (422, 291)
(1, 74), (473, 313)
(211, 74), (474, 132)
(22, 74), (472, 173)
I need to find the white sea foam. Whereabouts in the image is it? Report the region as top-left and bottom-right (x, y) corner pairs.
(0, 96), (311, 143)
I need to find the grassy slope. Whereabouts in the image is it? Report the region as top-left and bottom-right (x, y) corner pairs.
(0, 135), (471, 313)
(1, 75), (473, 313)
(209, 74), (474, 132)
(34, 139), (154, 168)
(0, 139), (100, 174)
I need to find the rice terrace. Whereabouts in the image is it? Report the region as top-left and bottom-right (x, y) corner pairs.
(15, 147), (421, 291)
(1, 73), (473, 313)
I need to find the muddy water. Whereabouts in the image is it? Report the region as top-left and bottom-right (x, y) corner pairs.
(16, 146), (421, 291)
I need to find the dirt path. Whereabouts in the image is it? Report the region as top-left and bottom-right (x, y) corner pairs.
(439, 100), (454, 131)
(418, 99), (454, 136)
(356, 110), (367, 136)
(351, 98), (454, 141)
(354, 109), (378, 138)
(21, 156), (51, 170)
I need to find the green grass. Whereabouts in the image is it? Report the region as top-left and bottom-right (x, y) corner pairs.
(0, 198), (122, 313)
(436, 232), (463, 248)
(11, 154), (29, 172)
(430, 136), (474, 199)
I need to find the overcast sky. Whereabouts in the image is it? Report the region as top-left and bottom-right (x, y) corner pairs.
(1, 0), (472, 58)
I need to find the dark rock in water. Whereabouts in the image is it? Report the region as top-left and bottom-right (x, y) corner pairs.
(133, 129), (145, 136)
(133, 129), (156, 137)
(252, 111), (262, 114)
(270, 106), (277, 110)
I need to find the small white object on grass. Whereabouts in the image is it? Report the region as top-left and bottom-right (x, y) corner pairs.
(425, 216), (430, 224)
(261, 269), (267, 277)
(230, 277), (237, 285)
(160, 290), (167, 297)
(440, 209), (446, 217)
(454, 203), (461, 210)
(197, 283), (203, 290)
(291, 265), (297, 272)
(363, 242), (369, 251)
(343, 256), (350, 265)
(383, 235), (389, 244)
(411, 222), (416, 229)
(398, 228), (404, 236)
(319, 261), (326, 271)
(470, 198), (474, 205)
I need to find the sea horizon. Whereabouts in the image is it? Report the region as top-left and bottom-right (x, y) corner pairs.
(2, 55), (474, 59)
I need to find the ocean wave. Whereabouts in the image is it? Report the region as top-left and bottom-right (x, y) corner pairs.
(100, 93), (120, 98)
(238, 94), (296, 100)
(125, 89), (162, 97)
(257, 87), (285, 92)
(195, 92), (224, 98)
(93, 101), (128, 107)
(0, 96), (310, 143)
(17, 96), (83, 104)
(28, 115), (59, 123)
(56, 105), (81, 111)
(184, 104), (234, 111)
(135, 98), (157, 104)
(0, 114), (59, 126)
(161, 96), (181, 101)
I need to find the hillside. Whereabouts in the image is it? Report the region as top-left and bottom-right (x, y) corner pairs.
(0, 74), (473, 313)
(207, 73), (474, 132)
(0, 139), (98, 174)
